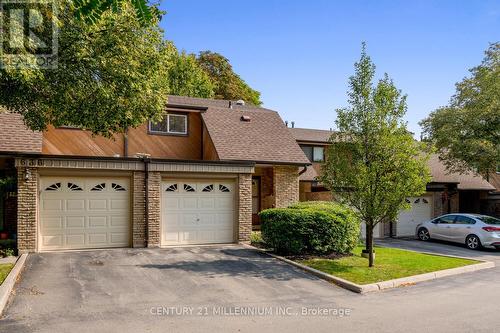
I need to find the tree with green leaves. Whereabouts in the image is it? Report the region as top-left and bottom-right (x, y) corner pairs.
(0, 1), (169, 137)
(321, 44), (431, 267)
(196, 51), (262, 106)
(166, 47), (215, 99)
(420, 43), (500, 181)
(74, 0), (155, 24)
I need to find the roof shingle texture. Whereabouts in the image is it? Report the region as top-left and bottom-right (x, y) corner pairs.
(428, 154), (494, 190)
(0, 112), (42, 153)
(289, 127), (334, 143)
(202, 107), (310, 164)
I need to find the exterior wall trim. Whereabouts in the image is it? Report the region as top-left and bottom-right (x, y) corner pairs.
(15, 157), (254, 174)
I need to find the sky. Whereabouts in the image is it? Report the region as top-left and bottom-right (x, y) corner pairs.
(159, 0), (499, 137)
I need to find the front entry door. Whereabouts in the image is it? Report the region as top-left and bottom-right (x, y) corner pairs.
(252, 177), (261, 226)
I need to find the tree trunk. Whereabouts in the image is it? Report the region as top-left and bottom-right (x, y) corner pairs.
(366, 223), (374, 267)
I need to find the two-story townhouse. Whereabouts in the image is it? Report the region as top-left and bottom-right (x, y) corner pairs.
(289, 127), (496, 238)
(0, 96), (309, 253)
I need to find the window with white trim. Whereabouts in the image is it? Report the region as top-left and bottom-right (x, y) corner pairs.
(149, 113), (188, 135)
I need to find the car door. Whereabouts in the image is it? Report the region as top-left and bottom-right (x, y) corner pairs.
(449, 215), (476, 243)
(433, 215), (457, 240)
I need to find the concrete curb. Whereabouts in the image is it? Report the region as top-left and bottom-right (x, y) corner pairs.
(244, 245), (495, 293)
(0, 254), (28, 316)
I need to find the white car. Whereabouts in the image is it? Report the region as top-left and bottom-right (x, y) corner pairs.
(416, 214), (500, 250)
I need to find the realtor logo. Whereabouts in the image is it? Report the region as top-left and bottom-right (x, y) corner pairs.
(0, 0), (58, 68)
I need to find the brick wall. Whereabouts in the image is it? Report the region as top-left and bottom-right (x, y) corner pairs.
(147, 172), (161, 247)
(273, 166), (299, 208)
(238, 173), (252, 243)
(132, 171), (146, 247)
(17, 167), (38, 253)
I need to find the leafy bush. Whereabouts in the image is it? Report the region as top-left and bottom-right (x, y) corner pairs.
(0, 240), (17, 257)
(250, 231), (263, 245)
(260, 201), (360, 255)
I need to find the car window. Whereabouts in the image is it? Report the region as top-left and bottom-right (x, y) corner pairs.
(476, 215), (500, 225)
(438, 215), (456, 224)
(455, 216), (476, 225)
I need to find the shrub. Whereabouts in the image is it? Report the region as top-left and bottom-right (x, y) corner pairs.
(250, 231), (263, 245)
(0, 239), (17, 257)
(260, 201), (360, 255)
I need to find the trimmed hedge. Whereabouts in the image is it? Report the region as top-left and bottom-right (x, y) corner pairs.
(260, 201), (360, 255)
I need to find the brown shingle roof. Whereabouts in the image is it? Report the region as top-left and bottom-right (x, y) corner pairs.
(428, 154), (495, 190)
(289, 127), (334, 143)
(202, 107), (310, 165)
(0, 112), (42, 153)
(167, 95), (274, 112)
(299, 165), (319, 181)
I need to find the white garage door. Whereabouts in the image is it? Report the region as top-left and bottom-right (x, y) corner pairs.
(161, 179), (235, 246)
(397, 196), (432, 237)
(40, 177), (130, 251)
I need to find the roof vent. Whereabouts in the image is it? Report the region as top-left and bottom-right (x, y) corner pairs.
(240, 115), (251, 122)
(235, 99), (245, 106)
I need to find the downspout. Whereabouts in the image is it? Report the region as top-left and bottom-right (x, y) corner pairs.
(299, 165), (308, 175)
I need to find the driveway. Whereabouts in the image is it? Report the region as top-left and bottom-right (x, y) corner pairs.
(1, 243), (499, 333)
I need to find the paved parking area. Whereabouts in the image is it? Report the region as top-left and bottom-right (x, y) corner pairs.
(0, 242), (499, 333)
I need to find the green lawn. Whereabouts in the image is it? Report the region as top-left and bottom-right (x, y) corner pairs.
(298, 246), (478, 285)
(0, 263), (14, 285)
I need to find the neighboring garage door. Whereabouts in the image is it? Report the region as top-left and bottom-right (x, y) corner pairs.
(161, 179), (236, 246)
(397, 196), (432, 237)
(39, 177), (130, 251)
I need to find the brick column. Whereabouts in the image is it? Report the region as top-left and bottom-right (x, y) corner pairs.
(238, 173), (252, 243)
(17, 167), (38, 253)
(273, 165), (299, 208)
(132, 171), (146, 247)
(147, 172), (161, 247)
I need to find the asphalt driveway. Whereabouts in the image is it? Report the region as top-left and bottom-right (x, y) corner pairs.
(1, 242), (499, 333)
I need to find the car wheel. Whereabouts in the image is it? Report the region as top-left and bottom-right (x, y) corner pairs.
(465, 235), (481, 250)
(418, 228), (430, 241)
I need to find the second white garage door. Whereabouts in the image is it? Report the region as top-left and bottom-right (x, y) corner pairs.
(397, 196), (432, 236)
(161, 179), (236, 246)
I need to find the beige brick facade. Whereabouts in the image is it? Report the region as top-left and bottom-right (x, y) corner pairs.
(273, 165), (299, 208)
(147, 172), (161, 248)
(132, 171), (146, 247)
(238, 173), (252, 243)
(17, 167), (38, 254)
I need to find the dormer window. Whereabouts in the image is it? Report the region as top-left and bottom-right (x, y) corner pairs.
(149, 113), (188, 135)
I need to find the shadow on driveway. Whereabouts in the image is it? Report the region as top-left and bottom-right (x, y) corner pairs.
(138, 248), (314, 281)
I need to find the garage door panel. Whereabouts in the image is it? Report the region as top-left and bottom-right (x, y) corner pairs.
(40, 177), (130, 250)
(66, 234), (86, 246)
(110, 199), (127, 210)
(88, 233), (107, 245)
(109, 216), (128, 227)
(110, 233), (128, 244)
(42, 235), (63, 247)
(198, 213), (216, 226)
(43, 199), (63, 211)
(199, 198), (215, 209)
(216, 198), (233, 210)
(43, 217), (64, 229)
(161, 179), (235, 246)
(66, 199), (85, 211)
(182, 198), (198, 209)
(89, 199), (107, 210)
(88, 216), (107, 228)
(67, 216), (85, 228)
